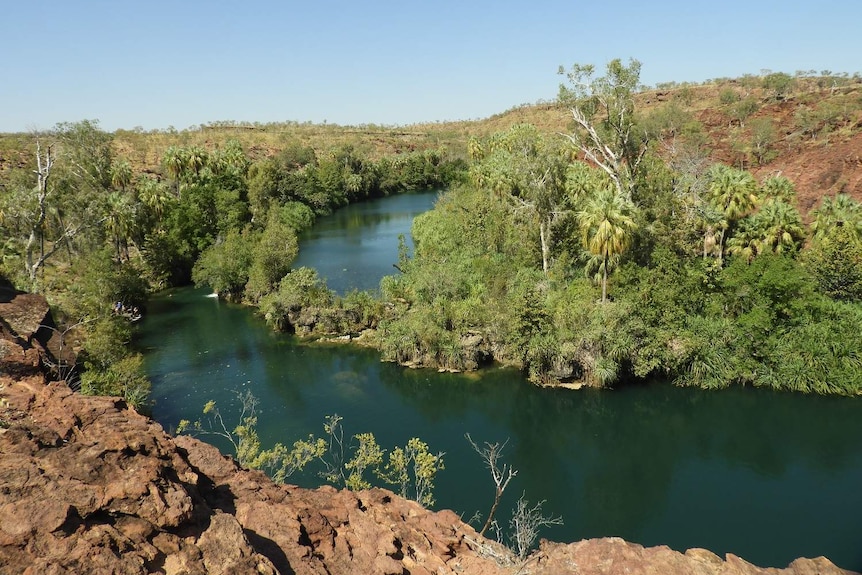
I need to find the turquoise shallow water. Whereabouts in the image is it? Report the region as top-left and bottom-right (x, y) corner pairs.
(137, 193), (862, 570)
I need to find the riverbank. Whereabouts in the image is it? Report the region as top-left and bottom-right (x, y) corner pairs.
(137, 286), (862, 569)
(0, 367), (856, 575)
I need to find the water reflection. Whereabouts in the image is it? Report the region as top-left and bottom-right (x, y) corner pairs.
(138, 188), (862, 570)
(293, 190), (440, 293)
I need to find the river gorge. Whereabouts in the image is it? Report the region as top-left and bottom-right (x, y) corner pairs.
(136, 191), (862, 571)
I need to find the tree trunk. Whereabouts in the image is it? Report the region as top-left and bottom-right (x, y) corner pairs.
(601, 258), (608, 303)
(479, 487), (503, 537)
(539, 219), (551, 275)
(25, 142), (52, 285)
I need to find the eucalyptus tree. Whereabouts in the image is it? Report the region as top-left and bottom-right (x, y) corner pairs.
(54, 119), (114, 193)
(558, 58), (650, 203)
(468, 124), (569, 275)
(578, 187), (638, 303)
(5, 122), (114, 287)
(803, 224), (862, 302)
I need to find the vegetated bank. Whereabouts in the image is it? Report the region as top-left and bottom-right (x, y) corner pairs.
(2, 62), (862, 405)
(0, 118), (466, 407)
(250, 62), (862, 395)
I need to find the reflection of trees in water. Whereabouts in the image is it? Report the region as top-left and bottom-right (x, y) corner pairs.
(381, 368), (862, 546)
(143, 290), (862, 567)
(378, 364), (522, 424)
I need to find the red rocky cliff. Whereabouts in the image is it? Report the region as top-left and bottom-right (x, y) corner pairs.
(0, 290), (856, 575)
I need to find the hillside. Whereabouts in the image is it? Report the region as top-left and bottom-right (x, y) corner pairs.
(2, 72), (861, 218)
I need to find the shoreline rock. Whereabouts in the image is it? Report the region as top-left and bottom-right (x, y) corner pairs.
(1, 374), (857, 575)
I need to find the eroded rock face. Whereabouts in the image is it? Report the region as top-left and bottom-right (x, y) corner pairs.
(0, 286), (71, 382)
(1, 377), (857, 575)
(0, 292), (857, 575)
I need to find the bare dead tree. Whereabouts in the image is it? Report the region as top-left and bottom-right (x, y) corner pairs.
(509, 495), (563, 560)
(558, 58), (649, 203)
(466, 433), (518, 536)
(24, 139), (105, 286)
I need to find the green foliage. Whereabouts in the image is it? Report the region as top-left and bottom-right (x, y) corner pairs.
(748, 117), (778, 166)
(80, 353), (151, 410)
(343, 432), (385, 491)
(810, 194), (862, 242)
(245, 209), (300, 301)
(558, 58), (649, 200)
(377, 438), (445, 507)
(803, 225), (862, 302)
(192, 228), (255, 299)
(180, 400), (444, 502)
(177, 391), (265, 468)
(760, 175), (797, 204)
(78, 318), (151, 409)
(719, 88), (740, 105)
(727, 96), (760, 127)
(761, 72), (795, 99)
(641, 102), (703, 142)
(258, 267), (334, 330)
(577, 186), (638, 302)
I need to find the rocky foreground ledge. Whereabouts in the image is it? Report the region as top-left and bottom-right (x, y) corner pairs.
(0, 289), (857, 575)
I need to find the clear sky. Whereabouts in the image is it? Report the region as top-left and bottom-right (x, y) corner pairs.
(2, 0), (860, 133)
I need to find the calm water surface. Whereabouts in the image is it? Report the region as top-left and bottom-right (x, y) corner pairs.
(293, 190), (440, 293)
(138, 193), (862, 570)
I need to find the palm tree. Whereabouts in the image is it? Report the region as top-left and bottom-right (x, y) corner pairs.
(755, 199), (805, 254)
(162, 146), (186, 196)
(759, 174), (796, 204)
(810, 194), (862, 243)
(706, 164), (759, 264)
(578, 187), (637, 303)
(110, 159), (132, 192)
(185, 146), (207, 178)
(726, 218), (761, 263)
(727, 199), (804, 263)
(138, 176), (173, 225)
(103, 191), (136, 262)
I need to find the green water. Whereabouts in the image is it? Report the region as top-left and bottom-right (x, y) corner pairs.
(138, 194), (862, 570)
(292, 190), (442, 294)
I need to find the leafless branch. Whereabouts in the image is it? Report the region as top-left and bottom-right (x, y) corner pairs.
(466, 433), (518, 536)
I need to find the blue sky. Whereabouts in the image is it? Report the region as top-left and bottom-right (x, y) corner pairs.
(2, 0), (860, 132)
